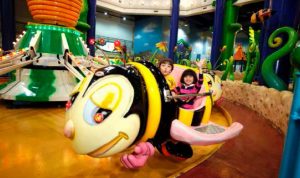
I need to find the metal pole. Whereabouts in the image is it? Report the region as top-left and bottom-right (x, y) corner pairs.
(210, 0), (226, 69)
(279, 72), (300, 178)
(1, 0), (16, 51)
(168, 0), (180, 62)
(87, 0), (96, 56)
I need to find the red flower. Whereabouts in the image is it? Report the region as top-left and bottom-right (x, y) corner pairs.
(98, 38), (106, 46)
(89, 38), (95, 45)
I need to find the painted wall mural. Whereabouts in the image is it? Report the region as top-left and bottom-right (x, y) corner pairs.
(133, 17), (163, 55)
(133, 16), (250, 62)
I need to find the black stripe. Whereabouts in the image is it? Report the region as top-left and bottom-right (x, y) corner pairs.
(191, 107), (205, 126)
(138, 61), (177, 145)
(123, 66), (149, 144)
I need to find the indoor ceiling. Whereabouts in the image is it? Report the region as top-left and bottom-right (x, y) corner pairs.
(96, 0), (264, 32)
(180, 1), (264, 30)
(97, 0), (263, 16)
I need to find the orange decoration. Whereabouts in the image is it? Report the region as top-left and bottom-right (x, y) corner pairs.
(27, 1), (82, 13)
(31, 10), (79, 22)
(26, 0), (83, 27)
(28, 5), (81, 16)
(233, 44), (246, 61)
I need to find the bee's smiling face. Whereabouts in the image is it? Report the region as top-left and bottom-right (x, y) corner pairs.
(64, 74), (141, 157)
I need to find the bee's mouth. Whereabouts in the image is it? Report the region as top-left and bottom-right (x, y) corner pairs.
(87, 132), (128, 157)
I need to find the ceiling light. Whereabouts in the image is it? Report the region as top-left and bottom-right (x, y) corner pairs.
(123, 17), (126, 21)
(104, 12), (108, 15)
(184, 24), (188, 27)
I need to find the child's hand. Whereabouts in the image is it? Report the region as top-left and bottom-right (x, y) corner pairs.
(192, 61), (203, 73)
(171, 91), (177, 102)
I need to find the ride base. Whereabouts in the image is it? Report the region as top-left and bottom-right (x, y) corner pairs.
(0, 68), (77, 101)
(0, 24), (88, 102)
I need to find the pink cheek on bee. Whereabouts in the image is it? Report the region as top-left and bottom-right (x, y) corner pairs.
(64, 120), (75, 139)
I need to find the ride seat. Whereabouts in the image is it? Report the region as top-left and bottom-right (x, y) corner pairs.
(170, 65), (207, 111)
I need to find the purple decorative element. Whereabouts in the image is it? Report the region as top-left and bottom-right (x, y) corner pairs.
(210, 0), (226, 69)
(168, 0), (180, 62)
(0, 0), (16, 51)
(87, 0), (96, 56)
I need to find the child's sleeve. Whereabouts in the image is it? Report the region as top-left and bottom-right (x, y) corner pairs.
(173, 85), (181, 94)
(196, 73), (204, 89)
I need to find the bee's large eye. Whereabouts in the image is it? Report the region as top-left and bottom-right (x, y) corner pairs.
(83, 83), (122, 125)
(93, 108), (112, 124)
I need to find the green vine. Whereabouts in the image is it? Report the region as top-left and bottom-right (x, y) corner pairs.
(261, 27), (298, 91)
(243, 27), (260, 83)
(221, 56), (234, 80)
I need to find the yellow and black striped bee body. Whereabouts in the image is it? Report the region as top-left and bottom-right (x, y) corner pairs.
(138, 61), (194, 159)
(64, 61), (217, 160)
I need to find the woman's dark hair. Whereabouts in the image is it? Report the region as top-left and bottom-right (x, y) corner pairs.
(180, 69), (197, 84)
(158, 58), (174, 70)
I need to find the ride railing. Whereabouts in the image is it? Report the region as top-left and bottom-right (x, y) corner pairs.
(61, 51), (95, 81)
(0, 49), (37, 76)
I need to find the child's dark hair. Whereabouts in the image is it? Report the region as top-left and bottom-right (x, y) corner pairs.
(158, 58), (174, 70)
(180, 69), (197, 84)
